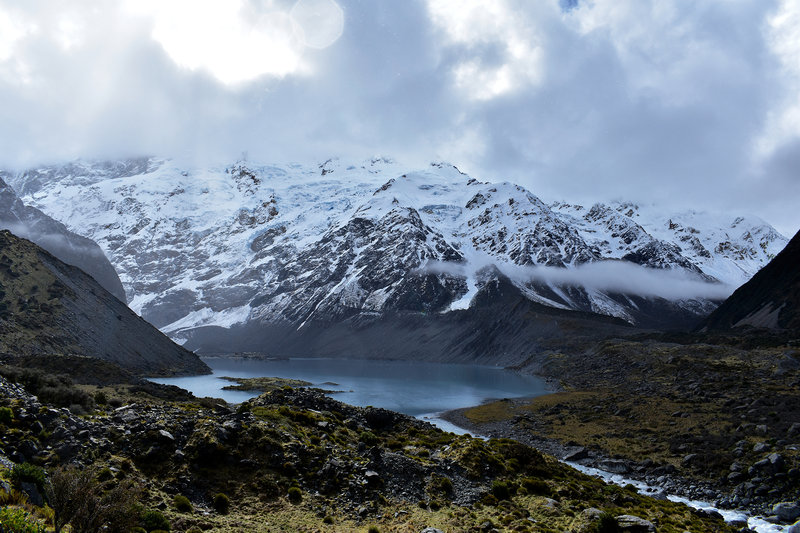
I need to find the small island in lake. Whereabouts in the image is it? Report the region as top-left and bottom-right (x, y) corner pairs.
(220, 375), (312, 392)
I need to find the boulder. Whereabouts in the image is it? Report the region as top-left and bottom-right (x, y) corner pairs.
(20, 481), (43, 506)
(753, 442), (770, 453)
(599, 459), (630, 474)
(564, 447), (590, 461)
(773, 502), (800, 523)
(615, 514), (656, 532)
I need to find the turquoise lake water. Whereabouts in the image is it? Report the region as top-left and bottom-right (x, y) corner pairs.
(151, 357), (548, 430)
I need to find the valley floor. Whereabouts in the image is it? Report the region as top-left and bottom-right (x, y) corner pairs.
(0, 355), (743, 533)
(441, 334), (800, 526)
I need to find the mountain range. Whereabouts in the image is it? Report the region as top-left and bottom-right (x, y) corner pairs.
(2, 157), (788, 357)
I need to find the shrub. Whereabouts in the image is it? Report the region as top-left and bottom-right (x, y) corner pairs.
(594, 512), (620, 533)
(94, 391), (108, 405)
(521, 477), (550, 496)
(287, 486), (302, 504)
(212, 492), (230, 514)
(359, 431), (378, 446)
(10, 463), (45, 491)
(429, 475), (453, 496)
(0, 406), (13, 425)
(140, 509), (171, 532)
(491, 480), (512, 501)
(46, 465), (141, 533)
(322, 516), (334, 524)
(173, 494), (193, 513)
(96, 467), (114, 482)
(368, 526), (380, 533)
(0, 507), (40, 533)
(108, 397), (123, 409)
(0, 486), (28, 506)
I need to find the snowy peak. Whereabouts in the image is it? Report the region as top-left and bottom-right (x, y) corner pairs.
(3, 157), (789, 346)
(549, 200), (785, 286)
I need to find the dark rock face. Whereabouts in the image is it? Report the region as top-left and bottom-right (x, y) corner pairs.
(0, 230), (208, 376)
(702, 229), (800, 332)
(0, 177), (126, 302)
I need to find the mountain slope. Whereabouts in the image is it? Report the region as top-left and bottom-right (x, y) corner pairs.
(0, 230), (209, 376)
(701, 229), (800, 331)
(0, 176), (126, 302)
(4, 158), (788, 354)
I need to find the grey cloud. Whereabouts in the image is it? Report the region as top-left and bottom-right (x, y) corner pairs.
(0, 0), (797, 236)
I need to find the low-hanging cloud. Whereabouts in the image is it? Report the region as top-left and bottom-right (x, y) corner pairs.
(420, 258), (734, 301)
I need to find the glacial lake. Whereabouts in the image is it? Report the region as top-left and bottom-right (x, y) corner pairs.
(151, 357), (549, 432)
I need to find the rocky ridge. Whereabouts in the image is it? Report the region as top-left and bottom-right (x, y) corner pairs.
(702, 228), (800, 332)
(0, 175), (125, 302)
(0, 230), (208, 376)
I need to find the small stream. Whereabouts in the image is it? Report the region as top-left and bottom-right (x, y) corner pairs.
(565, 462), (787, 533)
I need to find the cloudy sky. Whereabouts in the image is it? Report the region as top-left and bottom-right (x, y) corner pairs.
(0, 0), (798, 235)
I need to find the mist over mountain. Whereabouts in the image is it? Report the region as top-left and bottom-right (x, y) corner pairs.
(0, 175), (126, 302)
(3, 156), (786, 358)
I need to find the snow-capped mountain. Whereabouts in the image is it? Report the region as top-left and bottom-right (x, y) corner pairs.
(4, 157), (787, 355)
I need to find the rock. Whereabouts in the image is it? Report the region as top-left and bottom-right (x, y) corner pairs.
(615, 514), (656, 532)
(599, 459), (630, 474)
(158, 429), (175, 442)
(694, 508), (723, 521)
(788, 422), (800, 437)
(20, 481), (43, 506)
(18, 439), (38, 460)
(727, 471), (745, 483)
(755, 424), (768, 435)
(753, 442), (770, 453)
(768, 453), (785, 471)
(365, 470), (382, 487)
(786, 519), (800, 533)
(564, 447), (590, 461)
(682, 454), (698, 466)
(420, 528), (444, 533)
(581, 508), (604, 520)
(773, 502), (800, 523)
